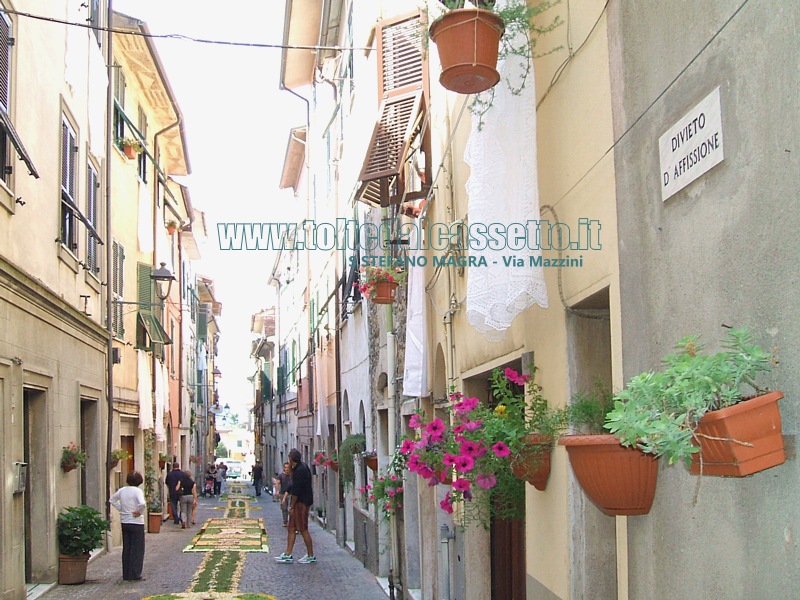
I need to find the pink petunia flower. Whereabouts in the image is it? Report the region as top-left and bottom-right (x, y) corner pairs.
(452, 424), (466, 434)
(453, 455), (475, 473)
(443, 453), (458, 467)
(459, 440), (483, 457)
(407, 454), (421, 472)
(418, 466), (434, 480)
(426, 418), (445, 439)
(504, 367), (530, 386)
(408, 414), (423, 429)
(492, 441), (511, 457)
(399, 438), (416, 454)
(454, 396), (479, 414)
(452, 478), (471, 492)
(464, 420), (482, 431)
(440, 494), (454, 514)
(476, 473), (497, 489)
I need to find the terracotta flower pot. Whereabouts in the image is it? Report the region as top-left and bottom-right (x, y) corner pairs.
(148, 512), (162, 533)
(329, 461), (339, 472)
(372, 281), (398, 304)
(559, 434), (659, 516)
(510, 434), (552, 491)
(429, 8), (505, 94)
(365, 456), (379, 472)
(58, 553), (89, 585)
(61, 461), (77, 473)
(690, 391), (785, 477)
(123, 144), (137, 160)
(109, 458), (119, 469)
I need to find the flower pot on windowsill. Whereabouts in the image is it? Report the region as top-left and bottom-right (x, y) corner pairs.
(371, 281), (398, 304)
(689, 390), (785, 477)
(510, 434), (552, 491)
(429, 8), (505, 95)
(559, 434), (659, 516)
(123, 144), (138, 160)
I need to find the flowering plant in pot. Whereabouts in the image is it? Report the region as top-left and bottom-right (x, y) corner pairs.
(61, 442), (88, 472)
(119, 137), (143, 159)
(363, 450), (407, 520)
(361, 449), (379, 472)
(605, 327), (782, 477)
(356, 266), (407, 304)
(401, 366), (565, 528)
(110, 448), (131, 468)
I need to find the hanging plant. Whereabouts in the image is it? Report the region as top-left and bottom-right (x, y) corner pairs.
(339, 433), (366, 490)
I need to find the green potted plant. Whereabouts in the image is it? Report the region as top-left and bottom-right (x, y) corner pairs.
(158, 452), (170, 470)
(61, 442), (88, 473)
(56, 505), (109, 584)
(143, 431), (162, 532)
(605, 327), (783, 477)
(357, 266), (407, 304)
(400, 366), (565, 528)
(119, 136), (143, 159)
(339, 433), (366, 489)
(166, 219), (179, 235)
(110, 448), (131, 469)
(559, 382), (658, 516)
(427, 0), (560, 97)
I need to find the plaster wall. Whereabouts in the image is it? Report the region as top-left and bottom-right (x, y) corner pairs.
(608, 1), (800, 597)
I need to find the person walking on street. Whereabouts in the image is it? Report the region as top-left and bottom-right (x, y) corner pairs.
(218, 462), (228, 495)
(177, 470), (198, 528)
(272, 472), (280, 501)
(109, 471), (147, 581)
(164, 462), (183, 524)
(278, 462), (292, 526)
(252, 460), (264, 497)
(275, 449), (315, 564)
(214, 462), (224, 496)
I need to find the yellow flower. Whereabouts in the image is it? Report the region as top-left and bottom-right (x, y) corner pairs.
(494, 404), (507, 416)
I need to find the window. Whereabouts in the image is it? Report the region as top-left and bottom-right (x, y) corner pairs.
(136, 105), (147, 181)
(112, 241), (125, 338)
(136, 262), (171, 351)
(88, 0), (103, 47)
(0, 11), (38, 193)
(60, 117), (79, 252)
(86, 163), (100, 274)
(357, 13), (430, 207)
(112, 62), (126, 144)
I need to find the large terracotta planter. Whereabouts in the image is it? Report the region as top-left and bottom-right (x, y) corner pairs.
(58, 553), (89, 584)
(429, 8), (505, 94)
(371, 281), (398, 304)
(510, 434), (552, 491)
(148, 512), (162, 533)
(690, 391), (785, 477)
(559, 434), (658, 516)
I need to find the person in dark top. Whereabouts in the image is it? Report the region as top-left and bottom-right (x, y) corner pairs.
(164, 463), (184, 524)
(251, 460), (264, 497)
(278, 462), (293, 526)
(275, 449), (315, 564)
(177, 470), (198, 528)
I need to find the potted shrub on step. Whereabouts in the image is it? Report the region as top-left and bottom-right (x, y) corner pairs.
(57, 505), (109, 584)
(605, 327), (783, 477)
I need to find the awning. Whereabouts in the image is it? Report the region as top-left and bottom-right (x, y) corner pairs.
(138, 311), (172, 345)
(62, 191), (104, 243)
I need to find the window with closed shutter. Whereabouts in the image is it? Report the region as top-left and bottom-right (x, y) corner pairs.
(112, 241), (125, 338)
(136, 262), (171, 350)
(357, 12), (430, 207)
(60, 118), (78, 252)
(86, 163), (100, 274)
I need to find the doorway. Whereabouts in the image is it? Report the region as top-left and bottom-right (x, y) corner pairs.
(23, 388), (49, 583)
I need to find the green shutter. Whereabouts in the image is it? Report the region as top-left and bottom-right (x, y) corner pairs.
(197, 303), (208, 340)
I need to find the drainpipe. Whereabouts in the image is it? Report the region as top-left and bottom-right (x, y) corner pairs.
(104, 0), (115, 530)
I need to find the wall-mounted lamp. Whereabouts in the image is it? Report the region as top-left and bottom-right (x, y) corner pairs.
(213, 367), (222, 378)
(151, 262), (175, 301)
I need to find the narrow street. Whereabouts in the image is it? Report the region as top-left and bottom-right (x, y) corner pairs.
(38, 481), (388, 600)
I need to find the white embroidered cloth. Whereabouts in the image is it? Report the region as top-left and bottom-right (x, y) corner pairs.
(464, 0), (548, 341)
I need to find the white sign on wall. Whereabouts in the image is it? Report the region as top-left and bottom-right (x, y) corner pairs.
(658, 87), (724, 201)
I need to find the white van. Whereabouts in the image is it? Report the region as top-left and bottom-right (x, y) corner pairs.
(222, 459), (245, 479)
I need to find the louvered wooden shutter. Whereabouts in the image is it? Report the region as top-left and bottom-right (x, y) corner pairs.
(0, 14), (11, 112)
(112, 241), (125, 336)
(61, 120), (76, 203)
(86, 165), (99, 272)
(358, 12), (426, 206)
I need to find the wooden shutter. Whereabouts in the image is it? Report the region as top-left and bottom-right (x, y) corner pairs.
(0, 13), (10, 111)
(357, 12), (426, 207)
(112, 241), (125, 337)
(86, 164), (99, 272)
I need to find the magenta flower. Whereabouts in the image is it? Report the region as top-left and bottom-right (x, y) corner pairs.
(454, 396), (479, 414)
(452, 478), (471, 492)
(426, 418), (445, 439)
(443, 453), (458, 467)
(476, 473), (497, 489)
(504, 367), (530, 386)
(399, 438), (416, 454)
(453, 455), (475, 473)
(409, 414), (423, 429)
(418, 466), (434, 479)
(407, 453), (421, 472)
(452, 424), (466, 434)
(459, 440), (482, 457)
(388, 489), (395, 497)
(464, 420), (482, 431)
(492, 441), (511, 457)
(440, 495), (454, 514)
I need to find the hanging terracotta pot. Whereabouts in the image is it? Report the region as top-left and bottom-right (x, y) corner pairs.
(58, 553), (90, 585)
(329, 461), (339, 472)
(690, 390), (785, 477)
(123, 144), (138, 160)
(109, 458), (120, 469)
(559, 434), (658, 516)
(365, 456), (379, 472)
(510, 434), (552, 491)
(61, 461), (77, 473)
(429, 8), (505, 94)
(372, 281), (398, 304)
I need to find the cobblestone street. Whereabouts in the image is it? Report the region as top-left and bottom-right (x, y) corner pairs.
(38, 482), (388, 600)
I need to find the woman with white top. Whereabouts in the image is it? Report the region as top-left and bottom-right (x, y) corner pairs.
(109, 471), (147, 581)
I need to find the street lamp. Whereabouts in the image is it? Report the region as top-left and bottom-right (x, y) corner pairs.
(151, 262), (175, 302)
